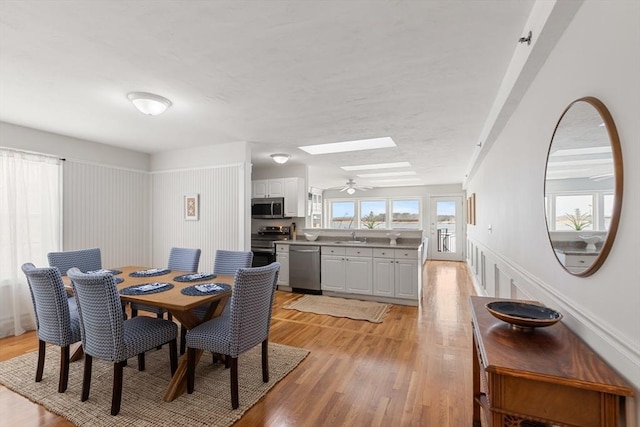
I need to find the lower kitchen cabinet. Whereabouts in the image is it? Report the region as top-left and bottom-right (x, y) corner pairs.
(395, 258), (418, 299)
(276, 244), (289, 286)
(373, 248), (419, 300)
(321, 246), (373, 294)
(344, 256), (372, 295)
(321, 254), (346, 292)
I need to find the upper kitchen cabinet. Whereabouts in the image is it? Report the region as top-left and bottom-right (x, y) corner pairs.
(252, 179), (285, 198)
(252, 177), (306, 217)
(284, 177), (305, 217)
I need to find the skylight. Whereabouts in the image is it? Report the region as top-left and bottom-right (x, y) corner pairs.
(340, 161), (411, 171)
(356, 171), (417, 178)
(298, 137), (396, 155)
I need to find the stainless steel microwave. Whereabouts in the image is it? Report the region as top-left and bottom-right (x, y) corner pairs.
(251, 197), (286, 219)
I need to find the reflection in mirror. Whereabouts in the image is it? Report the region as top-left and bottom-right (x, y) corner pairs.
(544, 97), (623, 276)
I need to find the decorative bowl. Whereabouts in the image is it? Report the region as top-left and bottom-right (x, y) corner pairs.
(485, 301), (562, 331)
(304, 233), (318, 241)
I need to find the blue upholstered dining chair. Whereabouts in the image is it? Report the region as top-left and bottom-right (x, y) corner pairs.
(47, 248), (102, 275)
(67, 268), (178, 416)
(179, 250), (254, 354)
(21, 263), (82, 393)
(186, 262), (280, 409)
(130, 247), (202, 320)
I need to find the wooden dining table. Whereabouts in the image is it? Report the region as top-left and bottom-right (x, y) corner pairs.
(64, 265), (233, 402)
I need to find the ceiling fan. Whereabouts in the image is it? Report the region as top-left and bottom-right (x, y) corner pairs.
(332, 179), (372, 194)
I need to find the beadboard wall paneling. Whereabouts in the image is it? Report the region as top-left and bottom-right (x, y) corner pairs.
(63, 161), (151, 268)
(151, 164), (247, 270)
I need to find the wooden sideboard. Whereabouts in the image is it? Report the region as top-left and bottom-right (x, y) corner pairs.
(470, 296), (633, 427)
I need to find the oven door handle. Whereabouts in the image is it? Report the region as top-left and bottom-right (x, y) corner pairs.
(251, 248), (276, 254)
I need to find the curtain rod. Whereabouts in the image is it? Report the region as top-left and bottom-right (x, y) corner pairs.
(0, 146), (65, 161)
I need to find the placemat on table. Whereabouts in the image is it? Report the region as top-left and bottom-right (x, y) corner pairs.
(129, 268), (171, 277)
(181, 283), (231, 296)
(173, 272), (217, 282)
(120, 282), (174, 295)
(87, 269), (122, 275)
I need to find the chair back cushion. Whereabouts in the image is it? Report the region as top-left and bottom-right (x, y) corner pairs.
(21, 263), (81, 346)
(213, 250), (253, 275)
(168, 247), (201, 272)
(67, 268), (125, 361)
(47, 248), (102, 276)
(228, 262), (279, 356)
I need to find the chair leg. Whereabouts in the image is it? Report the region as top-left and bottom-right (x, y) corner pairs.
(167, 312), (173, 321)
(59, 345), (70, 393)
(111, 361), (125, 416)
(169, 339), (178, 376)
(155, 312), (164, 350)
(131, 307), (138, 317)
(261, 339), (269, 383)
(186, 348), (196, 394)
(138, 353), (145, 371)
(81, 354), (92, 402)
(230, 357), (239, 409)
(36, 340), (46, 382)
(180, 325), (186, 355)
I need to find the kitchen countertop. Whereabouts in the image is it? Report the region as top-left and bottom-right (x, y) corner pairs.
(554, 248), (600, 256)
(275, 238), (421, 250)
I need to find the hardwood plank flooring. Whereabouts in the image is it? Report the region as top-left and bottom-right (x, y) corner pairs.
(0, 260), (476, 426)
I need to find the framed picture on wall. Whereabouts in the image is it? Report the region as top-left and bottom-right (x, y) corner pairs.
(184, 194), (199, 221)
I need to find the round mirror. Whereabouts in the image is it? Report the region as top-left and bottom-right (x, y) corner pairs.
(544, 97), (623, 276)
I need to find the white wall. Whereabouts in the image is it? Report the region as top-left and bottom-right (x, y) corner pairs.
(1, 122), (152, 267)
(466, 0), (639, 419)
(1, 123), (253, 271)
(150, 143), (252, 268)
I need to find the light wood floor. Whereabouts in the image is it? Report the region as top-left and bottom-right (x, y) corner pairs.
(0, 260), (476, 426)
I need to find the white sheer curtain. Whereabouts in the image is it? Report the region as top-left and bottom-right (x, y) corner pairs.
(0, 148), (62, 338)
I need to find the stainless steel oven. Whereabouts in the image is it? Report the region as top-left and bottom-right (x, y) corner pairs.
(250, 226), (290, 267)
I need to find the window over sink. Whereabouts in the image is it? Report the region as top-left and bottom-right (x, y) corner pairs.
(327, 198), (421, 229)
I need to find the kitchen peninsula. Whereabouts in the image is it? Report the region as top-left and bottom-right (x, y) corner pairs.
(276, 229), (424, 306)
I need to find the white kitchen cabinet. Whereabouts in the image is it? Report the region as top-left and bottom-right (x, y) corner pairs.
(276, 244), (289, 286)
(373, 248), (419, 300)
(284, 177), (306, 217)
(321, 254), (346, 292)
(395, 258), (419, 299)
(252, 179), (285, 198)
(373, 256), (395, 297)
(345, 256), (373, 295)
(321, 247), (373, 295)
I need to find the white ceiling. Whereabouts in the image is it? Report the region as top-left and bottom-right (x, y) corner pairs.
(0, 0), (536, 189)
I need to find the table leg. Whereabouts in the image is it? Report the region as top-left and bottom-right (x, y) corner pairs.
(69, 342), (84, 362)
(162, 296), (229, 402)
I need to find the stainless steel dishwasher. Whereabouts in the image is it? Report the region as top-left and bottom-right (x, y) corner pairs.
(289, 245), (321, 293)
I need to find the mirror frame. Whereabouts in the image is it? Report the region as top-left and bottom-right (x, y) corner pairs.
(544, 96), (624, 277)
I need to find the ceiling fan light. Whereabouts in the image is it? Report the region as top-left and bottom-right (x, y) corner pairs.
(127, 92), (172, 116)
(346, 187), (356, 195)
(270, 153), (291, 164)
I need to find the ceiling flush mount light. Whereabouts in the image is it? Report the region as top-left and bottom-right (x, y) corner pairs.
(299, 137), (396, 155)
(270, 153), (291, 164)
(127, 92), (172, 116)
